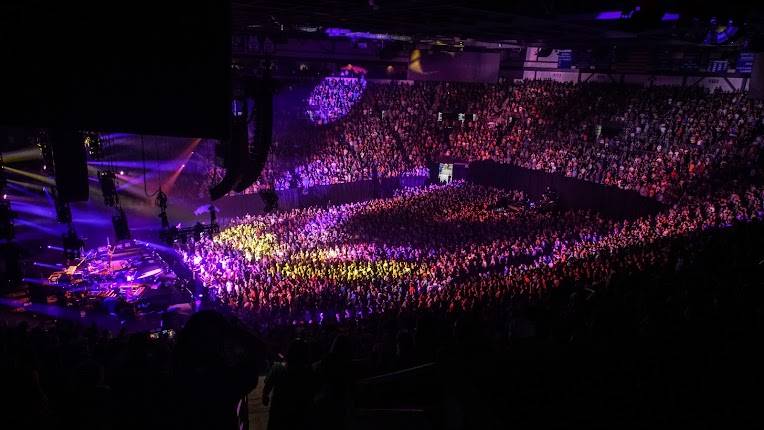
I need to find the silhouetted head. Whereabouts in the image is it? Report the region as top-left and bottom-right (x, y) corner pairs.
(286, 338), (310, 370)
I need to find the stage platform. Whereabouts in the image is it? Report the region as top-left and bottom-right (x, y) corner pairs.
(46, 240), (192, 312)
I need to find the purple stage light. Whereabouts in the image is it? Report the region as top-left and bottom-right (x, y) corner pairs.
(661, 12), (680, 22)
(22, 277), (53, 286)
(88, 160), (177, 172)
(12, 201), (56, 218)
(33, 261), (65, 270)
(135, 240), (177, 253)
(324, 28), (411, 41)
(596, 11), (623, 20)
(325, 27), (350, 37)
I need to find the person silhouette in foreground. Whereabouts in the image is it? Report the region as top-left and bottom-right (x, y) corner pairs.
(262, 338), (315, 430)
(172, 311), (263, 430)
(313, 334), (353, 430)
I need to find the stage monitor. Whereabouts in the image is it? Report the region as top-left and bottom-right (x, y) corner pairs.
(0, 0), (230, 140)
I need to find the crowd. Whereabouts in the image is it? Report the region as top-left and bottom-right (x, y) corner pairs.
(171, 175), (764, 428)
(174, 80), (764, 427)
(11, 79), (764, 428)
(180, 180), (764, 328)
(184, 79), (763, 206)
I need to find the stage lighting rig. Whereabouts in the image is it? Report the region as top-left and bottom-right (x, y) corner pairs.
(156, 188), (169, 230)
(54, 196), (73, 224)
(84, 133), (103, 159)
(0, 197), (15, 241)
(34, 130), (55, 176)
(112, 207), (131, 241)
(98, 170), (119, 207)
(62, 225), (84, 261)
(0, 153), (7, 192)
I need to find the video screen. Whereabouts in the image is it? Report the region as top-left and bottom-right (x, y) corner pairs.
(438, 163), (453, 183)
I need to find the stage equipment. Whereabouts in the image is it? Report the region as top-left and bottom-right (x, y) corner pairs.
(156, 188), (169, 230)
(160, 222), (218, 245)
(84, 133), (103, 159)
(98, 170), (119, 207)
(210, 94), (249, 200)
(49, 129), (89, 202)
(62, 226), (84, 260)
(211, 72), (276, 199)
(112, 207), (131, 241)
(54, 199), (73, 224)
(0, 198), (14, 241)
(33, 130), (55, 175)
(0, 242), (22, 291)
(0, 153), (7, 195)
(232, 78), (274, 193)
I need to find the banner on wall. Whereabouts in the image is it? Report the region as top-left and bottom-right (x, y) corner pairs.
(737, 52), (755, 74)
(557, 50), (573, 69)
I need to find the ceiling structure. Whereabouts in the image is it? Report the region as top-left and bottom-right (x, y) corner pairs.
(233, 1), (763, 48)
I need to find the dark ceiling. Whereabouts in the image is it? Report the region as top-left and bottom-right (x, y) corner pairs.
(233, 1), (763, 47)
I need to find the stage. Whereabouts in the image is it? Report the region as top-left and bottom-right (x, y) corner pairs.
(45, 240), (193, 315)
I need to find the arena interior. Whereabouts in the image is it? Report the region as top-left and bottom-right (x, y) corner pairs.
(2, 1), (764, 428)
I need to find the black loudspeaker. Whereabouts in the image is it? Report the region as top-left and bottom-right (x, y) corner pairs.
(750, 53), (764, 100)
(112, 208), (131, 241)
(0, 242), (22, 291)
(49, 129), (89, 202)
(233, 79), (274, 193)
(211, 76), (275, 199)
(0, 200), (15, 241)
(210, 98), (250, 200)
(233, 86), (273, 193)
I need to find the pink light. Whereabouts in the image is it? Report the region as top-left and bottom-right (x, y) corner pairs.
(161, 138), (200, 194)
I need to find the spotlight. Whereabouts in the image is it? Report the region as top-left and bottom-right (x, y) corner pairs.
(119, 170), (125, 175)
